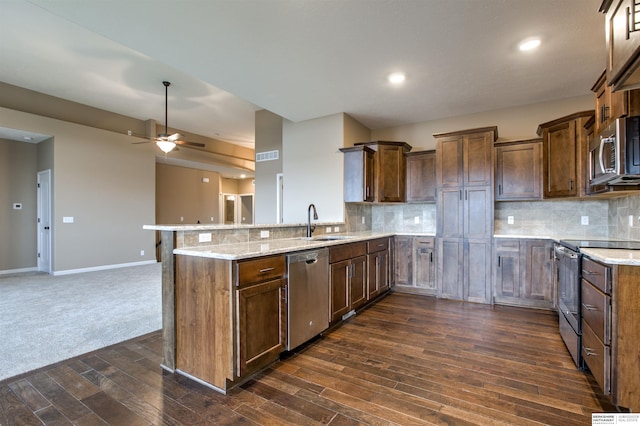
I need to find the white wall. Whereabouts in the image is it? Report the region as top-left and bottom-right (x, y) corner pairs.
(254, 110), (283, 224)
(0, 107), (156, 273)
(282, 113), (345, 223)
(372, 95), (594, 149)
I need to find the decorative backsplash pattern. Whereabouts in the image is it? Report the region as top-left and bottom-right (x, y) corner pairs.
(345, 203), (436, 233)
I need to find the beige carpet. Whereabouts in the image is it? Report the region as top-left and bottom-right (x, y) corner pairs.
(0, 263), (162, 382)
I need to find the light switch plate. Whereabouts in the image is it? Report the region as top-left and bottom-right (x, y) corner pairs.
(260, 230), (269, 238)
(581, 216), (589, 225)
(507, 216), (514, 225)
(63, 216), (74, 223)
(198, 233), (212, 243)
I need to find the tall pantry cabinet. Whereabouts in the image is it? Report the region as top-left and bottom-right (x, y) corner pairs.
(435, 126), (497, 303)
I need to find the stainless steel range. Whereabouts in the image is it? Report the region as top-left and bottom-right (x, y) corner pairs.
(555, 239), (640, 368)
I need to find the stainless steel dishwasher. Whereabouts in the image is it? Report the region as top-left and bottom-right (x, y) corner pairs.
(286, 248), (329, 350)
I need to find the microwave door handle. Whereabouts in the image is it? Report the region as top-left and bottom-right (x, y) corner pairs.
(599, 137), (615, 174)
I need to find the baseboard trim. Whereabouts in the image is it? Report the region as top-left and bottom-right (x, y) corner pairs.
(0, 267), (38, 276)
(53, 260), (158, 276)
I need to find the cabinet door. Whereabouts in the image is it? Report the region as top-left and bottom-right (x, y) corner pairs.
(414, 238), (436, 293)
(394, 236), (413, 286)
(494, 241), (521, 301)
(343, 148), (374, 202)
(237, 278), (286, 377)
(437, 188), (464, 238)
(495, 142), (542, 200)
(377, 145), (406, 202)
(330, 260), (351, 322)
(406, 151), (436, 202)
(465, 239), (492, 304)
(543, 121), (577, 198)
(522, 239), (554, 308)
(606, 0), (640, 88)
(436, 136), (463, 188)
(463, 132), (493, 187)
(437, 238), (463, 300)
(463, 186), (492, 239)
(350, 255), (368, 310)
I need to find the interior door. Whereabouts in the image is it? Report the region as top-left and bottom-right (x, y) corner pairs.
(37, 169), (52, 273)
(239, 194), (254, 224)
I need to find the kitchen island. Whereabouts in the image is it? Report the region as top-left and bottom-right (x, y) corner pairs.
(144, 223), (395, 393)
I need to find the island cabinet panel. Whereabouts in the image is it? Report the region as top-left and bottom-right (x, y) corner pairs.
(494, 139), (542, 201)
(175, 255), (233, 390)
(493, 239), (554, 309)
(405, 150), (436, 203)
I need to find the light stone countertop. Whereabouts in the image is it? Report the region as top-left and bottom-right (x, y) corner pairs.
(173, 232), (395, 260)
(144, 222), (344, 231)
(579, 248), (640, 266)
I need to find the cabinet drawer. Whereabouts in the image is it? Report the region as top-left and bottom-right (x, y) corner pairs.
(581, 257), (611, 294)
(330, 242), (367, 263)
(582, 322), (611, 396)
(367, 237), (389, 254)
(581, 280), (611, 345)
(237, 255), (286, 286)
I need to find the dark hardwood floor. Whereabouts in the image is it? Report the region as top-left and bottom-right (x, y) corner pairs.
(1, 293), (616, 425)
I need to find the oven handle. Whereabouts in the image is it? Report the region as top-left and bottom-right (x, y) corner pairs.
(554, 245), (578, 259)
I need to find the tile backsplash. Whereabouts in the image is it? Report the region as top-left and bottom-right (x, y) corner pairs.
(347, 193), (640, 241)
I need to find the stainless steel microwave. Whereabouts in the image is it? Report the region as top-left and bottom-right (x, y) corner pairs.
(589, 116), (640, 185)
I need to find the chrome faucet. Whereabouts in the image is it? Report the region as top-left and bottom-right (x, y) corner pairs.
(306, 203), (318, 237)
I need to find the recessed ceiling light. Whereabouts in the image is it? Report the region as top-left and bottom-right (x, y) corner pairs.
(23, 136), (33, 141)
(519, 38), (541, 51)
(388, 72), (406, 84)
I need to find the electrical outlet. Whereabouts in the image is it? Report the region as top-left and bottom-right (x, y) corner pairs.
(630, 215), (634, 227)
(334, 226), (340, 232)
(414, 216), (420, 224)
(140, 250), (144, 256)
(260, 230), (269, 238)
(581, 216), (589, 225)
(362, 216), (365, 224)
(198, 233), (212, 243)
(326, 227), (332, 233)
(507, 216), (514, 225)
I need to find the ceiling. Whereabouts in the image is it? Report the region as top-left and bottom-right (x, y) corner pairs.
(1, 0), (605, 150)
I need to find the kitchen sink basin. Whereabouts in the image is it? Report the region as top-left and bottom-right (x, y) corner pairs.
(299, 235), (356, 241)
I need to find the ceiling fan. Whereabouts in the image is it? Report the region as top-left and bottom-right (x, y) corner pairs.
(130, 81), (205, 153)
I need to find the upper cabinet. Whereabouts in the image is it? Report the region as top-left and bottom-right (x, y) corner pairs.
(494, 139), (542, 201)
(592, 70), (640, 135)
(537, 111), (595, 199)
(405, 150), (436, 203)
(435, 127), (495, 188)
(341, 141), (412, 203)
(601, 0), (640, 91)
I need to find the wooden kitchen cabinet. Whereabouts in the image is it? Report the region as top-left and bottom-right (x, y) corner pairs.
(581, 256), (640, 411)
(600, 0), (640, 91)
(405, 150), (436, 202)
(435, 126), (496, 304)
(494, 239), (554, 309)
(537, 111), (594, 199)
(342, 141), (412, 202)
(393, 236), (436, 296)
(341, 145), (375, 202)
(592, 70), (640, 135)
(366, 237), (390, 299)
(494, 139), (542, 200)
(329, 242), (367, 322)
(174, 253), (286, 392)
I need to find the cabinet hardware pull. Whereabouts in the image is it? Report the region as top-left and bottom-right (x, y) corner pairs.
(584, 348), (598, 357)
(582, 270), (599, 276)
(498, 184), (502, 195)
(582, 303), (597, 311)
(498, 256), (501, 267)
(569, 179), (573, 191)
(628, 3), (640, 37)
(459, 189), (462, 200)
(430, 252), (433, 262)
(259, 267), (275, 273)
(465, 190), (468, 200)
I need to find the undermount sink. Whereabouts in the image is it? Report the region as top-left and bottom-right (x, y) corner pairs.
(300, 235), (356, 241)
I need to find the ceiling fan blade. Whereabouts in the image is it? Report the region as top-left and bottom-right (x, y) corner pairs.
(176, 140), (206, 148)
(167, 133), (181, 141)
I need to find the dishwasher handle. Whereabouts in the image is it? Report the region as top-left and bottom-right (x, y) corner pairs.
(305, 258), (318, 265)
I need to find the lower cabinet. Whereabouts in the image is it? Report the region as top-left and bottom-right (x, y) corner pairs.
(493, 238), (554, 309)
(329, 242), (367, 322)
(393, 235), (436, 295)
(581, 257), (640, 412)
(367, 237), (390, 299)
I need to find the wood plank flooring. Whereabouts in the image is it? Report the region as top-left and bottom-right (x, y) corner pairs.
(0, 293), (617, 425)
